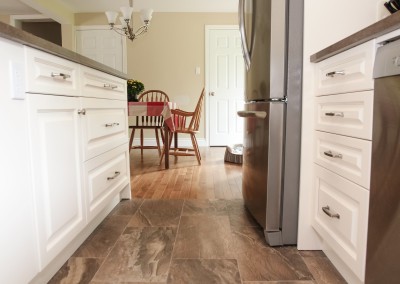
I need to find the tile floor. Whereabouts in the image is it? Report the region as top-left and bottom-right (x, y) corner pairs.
(49, 199), (347, 284)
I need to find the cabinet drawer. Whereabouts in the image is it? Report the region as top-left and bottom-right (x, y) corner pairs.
(81, 98), (129, 160)
(25, 47), (79, 96)
(84, 144), (130, 222)
(312, 165), (369, 281)
(315, 91), (373, 140)
(315, 131), (371, 189)
(81, 65), (126, 100)
(315, 41), (374, 96)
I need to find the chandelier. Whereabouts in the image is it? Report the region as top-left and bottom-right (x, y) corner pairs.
(105, 0), (153, 41)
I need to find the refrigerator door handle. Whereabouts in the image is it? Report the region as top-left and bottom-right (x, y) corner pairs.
(239, 0), (251, 70)
(237, 110), (267, 119)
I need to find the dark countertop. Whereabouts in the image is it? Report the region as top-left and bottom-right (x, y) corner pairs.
(0, 21), (128, 79)
(310, 12), (400, 63)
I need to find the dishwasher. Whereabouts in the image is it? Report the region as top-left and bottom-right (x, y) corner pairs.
(365, 38), (400, 283)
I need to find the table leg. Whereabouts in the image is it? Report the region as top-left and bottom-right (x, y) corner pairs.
(164, 124), (169, 169)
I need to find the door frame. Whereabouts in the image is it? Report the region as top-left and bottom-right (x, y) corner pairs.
(75, 25), (127, 73)
(205, 25), (241, 147)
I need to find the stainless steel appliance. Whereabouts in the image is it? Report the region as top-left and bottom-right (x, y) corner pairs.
(237, 0), (303, 246)
(365, 38), (400, 283)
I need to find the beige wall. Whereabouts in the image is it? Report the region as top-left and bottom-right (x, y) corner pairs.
(0, 15), (10, 24)
(76, 12), (238, 140)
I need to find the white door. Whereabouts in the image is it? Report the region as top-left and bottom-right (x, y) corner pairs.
(76, 28), (125, 72)
(208, 27), (245, 146)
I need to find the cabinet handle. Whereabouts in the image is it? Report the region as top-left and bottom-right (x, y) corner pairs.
(326, 71), (345, 77)
(105, 122), (120, 127)
(103, 83), (118, 89)
(107, 171), (120, 180)
(77, 109), (86, 115)
(324, 112), (344, 117)
(51, 72), (71, 80)
(322, 205), (340, 219)
(323, 150), (343, 159)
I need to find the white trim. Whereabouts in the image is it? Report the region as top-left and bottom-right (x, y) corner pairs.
(10, 14), (52, 28)
(204, 25), (240, 147)
(74, 25), (128, 73)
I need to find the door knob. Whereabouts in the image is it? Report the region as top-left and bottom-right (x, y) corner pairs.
(210, 92), (215, 96)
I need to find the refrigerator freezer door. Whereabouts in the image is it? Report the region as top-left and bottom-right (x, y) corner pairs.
(243, 0), (287, 102)
(241, 101), (285, 245)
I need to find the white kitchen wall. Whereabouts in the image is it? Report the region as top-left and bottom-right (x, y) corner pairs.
(298, 0), (390, 249)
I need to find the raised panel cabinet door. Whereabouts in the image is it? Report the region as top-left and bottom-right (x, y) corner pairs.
(27, 94), (86, 269)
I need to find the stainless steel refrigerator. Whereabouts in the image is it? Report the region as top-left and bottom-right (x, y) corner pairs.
(237, 0), (303, 246)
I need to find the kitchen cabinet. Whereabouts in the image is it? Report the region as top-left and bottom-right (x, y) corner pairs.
(312, 40), (375, 283)
(1, 38), (130, 283)
(27, 94), (86, 269)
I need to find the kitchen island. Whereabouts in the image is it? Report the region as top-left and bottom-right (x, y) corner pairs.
(0, 21), (130, 284)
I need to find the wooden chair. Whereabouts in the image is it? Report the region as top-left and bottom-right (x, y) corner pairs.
(160, 88), (205, 165)
(129, 90), (170, 158)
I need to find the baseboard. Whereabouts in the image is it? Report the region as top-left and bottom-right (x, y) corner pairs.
(131, 138), (208, 147)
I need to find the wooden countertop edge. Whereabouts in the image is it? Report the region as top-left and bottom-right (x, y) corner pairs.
(0, 21), (128, 79)
(310, 12), (400, 63)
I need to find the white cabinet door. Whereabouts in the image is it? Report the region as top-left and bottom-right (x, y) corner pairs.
(27, 94), (86, 269)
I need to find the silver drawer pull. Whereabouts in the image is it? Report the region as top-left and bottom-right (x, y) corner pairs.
(324, 112), (344, 117)
(323, 150), (343, 159)
(326, 71), (345, 77)
(77, 109), (86, 115)
(105, 122), (120, 127)
(322, 206), (340, 219)
(107, 171), (120, 180)
(51, 72), (71, 80)
(103, 83), (118, 89)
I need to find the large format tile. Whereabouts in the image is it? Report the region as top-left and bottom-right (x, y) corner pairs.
(302, 255), (347, 284)
(167, 259), (241, 284)
(173, 215), (234, 259)
(181, 199), (230, 216)
(73, 215), (132, 258)
(110, 199), (143, 216)
(226, 199), (259, 227)
(128, 199), (184, 227)
(242, 281), (316, 284)
(48, 257), (102, 284)
(232, 226), (313, 282)
(92, 226), (176, 283)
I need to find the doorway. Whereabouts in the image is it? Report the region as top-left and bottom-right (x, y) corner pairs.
(206, 25), (245, 146)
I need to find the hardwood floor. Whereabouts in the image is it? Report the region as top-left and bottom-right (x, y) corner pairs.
(130, 147), (243, 200)
(48, 147), (347, 284)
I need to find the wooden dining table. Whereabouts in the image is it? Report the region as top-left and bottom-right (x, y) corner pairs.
(128, 101), (175, 169)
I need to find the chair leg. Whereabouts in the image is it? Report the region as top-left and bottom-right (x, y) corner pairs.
(129, 128), (135, 153)
(190, 133), (201, 165)
(159, 132), (174, 165)
(155, 128), (161, 156)
(140, 129), (144, 159)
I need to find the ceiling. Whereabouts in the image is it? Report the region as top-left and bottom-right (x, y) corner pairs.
(0, 0), (238, 15)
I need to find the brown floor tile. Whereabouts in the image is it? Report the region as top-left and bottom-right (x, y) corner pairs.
(181, 199), (230, 216)
(232, 226), (314, 282)
(127, 199), (184, 227)
(73, 215), (132, 258)
(92, 226), (176, 283)
(302, 256), (347, 284)
(173, 215), (234, 259)
(299, 250), (326, 258)
(167, 259), (241, 284)
(242, 281), (316, 284)
(110, 199), (143, 216)
(226, 199), (259, 227)
(48, 257), (102, 284)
